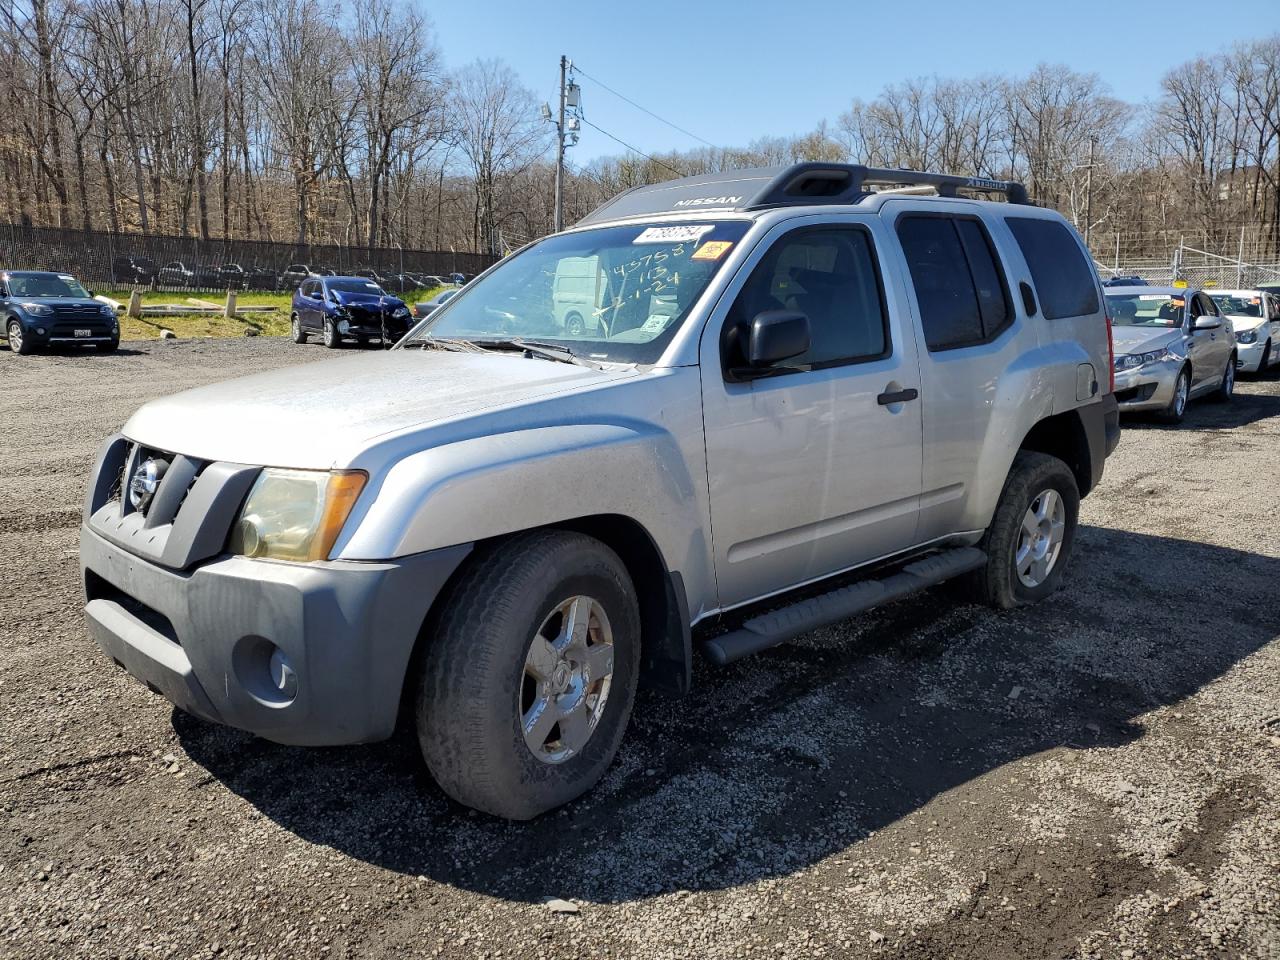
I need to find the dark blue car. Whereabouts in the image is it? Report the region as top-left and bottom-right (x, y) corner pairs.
(2, 270), (119, 355)
(290, 275), (413, 348)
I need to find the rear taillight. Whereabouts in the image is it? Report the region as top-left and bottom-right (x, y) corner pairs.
(1105, 313), (1115, 394)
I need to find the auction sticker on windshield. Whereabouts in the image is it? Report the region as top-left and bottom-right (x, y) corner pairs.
(692, 241), (734, 261)
(633, 225), (715, 244)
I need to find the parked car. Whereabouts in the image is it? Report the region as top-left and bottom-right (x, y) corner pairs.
(111, 255), (158, 285)
(1105, 285), (1236, 422)
(246, 266), (279, 291)
(448, 272), (466, 285)
(215, 263), (247, 289)
(2, 270), (118, 354)
(415, 288), (457, 317)
(289, 275), (413, 347)
(280, 264), (312, 289)
(1208, 288), (1280, 374)
(80, 163), (1119, 820)
(354, 268), (389, 286)
(1102, 275), (1146, 288)
(156, 261), (195, 288)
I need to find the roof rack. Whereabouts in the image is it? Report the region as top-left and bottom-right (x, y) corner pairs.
(576, 162), (1031, 226)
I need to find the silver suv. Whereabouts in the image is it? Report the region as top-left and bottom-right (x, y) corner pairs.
(81, 164), (1120, 819)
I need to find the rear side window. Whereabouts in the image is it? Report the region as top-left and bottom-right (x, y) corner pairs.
(725, 226), (888, 371)
(897, 215), (1012, 351)
(1006, 217), (1100, 320)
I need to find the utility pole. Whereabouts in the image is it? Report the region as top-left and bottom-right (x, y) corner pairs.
(1083, 137), (1096, 252)
(554, 54), (567, 233)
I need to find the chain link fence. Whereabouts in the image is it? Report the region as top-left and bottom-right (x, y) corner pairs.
(0, 223), (499, 293)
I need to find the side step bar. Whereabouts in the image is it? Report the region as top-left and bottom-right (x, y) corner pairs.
(702, 547), (986, 666)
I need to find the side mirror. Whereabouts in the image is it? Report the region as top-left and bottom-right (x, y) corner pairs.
(748, 310), (810, 368)
(1192, 315), (1222, 331)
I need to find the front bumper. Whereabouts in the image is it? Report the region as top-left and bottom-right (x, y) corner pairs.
(1235, 339), (1267, 372)
(337, 312), (412, 340)
(1112, 357), (1182, 412)
(81, 525), (471, 745)
(18, 315), (118, 346)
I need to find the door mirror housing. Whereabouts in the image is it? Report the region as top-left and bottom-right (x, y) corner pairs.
(1192, 315), (1222, 331)
(748, 310), (810, 368)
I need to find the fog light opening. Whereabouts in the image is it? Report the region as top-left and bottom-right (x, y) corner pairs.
(268, 647), (298, 699)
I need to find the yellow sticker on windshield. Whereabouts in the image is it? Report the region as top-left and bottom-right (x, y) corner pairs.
(692, 240), (734, 261)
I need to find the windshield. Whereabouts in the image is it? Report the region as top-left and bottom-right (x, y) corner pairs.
(7, 273), (91, 298)
(1208, 293), (1262, 318)
(1105, 292), (1185, 327)
(405, 220), (752, 364)
(328, 279), (385, 295)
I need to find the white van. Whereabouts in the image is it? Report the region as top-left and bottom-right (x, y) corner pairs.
(552, 256), (604, 335)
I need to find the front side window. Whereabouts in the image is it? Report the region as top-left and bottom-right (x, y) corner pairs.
(723, 226), (888, 371)
(406, 220), (751, 364)
(897, 215), (1012, 351)
(1105, 293), (1186, 327)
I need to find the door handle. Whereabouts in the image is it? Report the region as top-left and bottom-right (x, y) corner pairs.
(877, 387), (919, 405)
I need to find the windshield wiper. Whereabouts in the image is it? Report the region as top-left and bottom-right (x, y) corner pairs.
(403, 336), (485, 353)
(470, 338), (602, 369)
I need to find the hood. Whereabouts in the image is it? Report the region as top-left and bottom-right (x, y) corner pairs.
(122, 349), (639, 468)
(1110, 326), (1181, 355)
(1225, 314), (1266, 332)
(333, 290), (404, 309)
(21, 296), (104, 308)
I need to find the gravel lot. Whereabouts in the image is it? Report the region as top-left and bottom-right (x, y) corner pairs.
(2, 337), (1278, 960)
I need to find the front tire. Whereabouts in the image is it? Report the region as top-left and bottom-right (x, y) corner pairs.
(1157, 366), (1191, 424)
(967, 451), (1079, 610)
(95, 338), (119, 353)
(1210, 354), (1235, 402)
(416, 531), (640, 820)
(7, 319), (33, 355)
(322, 317), (341, 348)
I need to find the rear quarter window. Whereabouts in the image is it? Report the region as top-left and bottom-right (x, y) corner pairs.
(1006, 217), (1100, 320)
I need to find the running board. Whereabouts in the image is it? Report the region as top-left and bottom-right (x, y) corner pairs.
(702, 547), (986, 666)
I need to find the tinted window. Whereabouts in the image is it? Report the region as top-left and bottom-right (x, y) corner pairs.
(955, 219), (1010, 334)
(300, 280), (316, 298)
(897, 217), (985, 350)
(726, 226), (888, 370)
(1006, 217), (1100, 320)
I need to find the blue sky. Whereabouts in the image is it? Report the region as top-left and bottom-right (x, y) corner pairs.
(430, 0), (1277, 164)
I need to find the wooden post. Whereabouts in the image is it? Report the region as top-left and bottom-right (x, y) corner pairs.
(128, 290), (142, 318)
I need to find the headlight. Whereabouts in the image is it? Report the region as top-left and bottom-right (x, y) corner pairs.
(20, 302), (53, 316)
(99, 304), (115, 317)
(1236, 329), (1257, 344)
(227, 468), (367, 562)
(1114, 349), (1170, 370)
(393, 306), (410, 318)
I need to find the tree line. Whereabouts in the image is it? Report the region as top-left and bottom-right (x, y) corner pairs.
(2, 0), (1277, 263)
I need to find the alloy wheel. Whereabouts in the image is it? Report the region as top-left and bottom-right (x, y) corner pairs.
(520, 595), (615, 764)
(7, 321), (22, 352)
(1174, 373), (1189, 417)
(1015, 488), (1065, 588)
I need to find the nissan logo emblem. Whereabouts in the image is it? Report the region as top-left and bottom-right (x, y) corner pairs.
(128, 457), (169, 513)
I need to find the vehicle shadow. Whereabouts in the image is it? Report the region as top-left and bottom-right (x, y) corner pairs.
(1121, 388), (1280, 431)
(175, 525), (1279, 904)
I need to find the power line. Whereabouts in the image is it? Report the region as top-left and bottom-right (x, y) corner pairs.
(578, 117), (685, 178)
(573, 64), (715, 148)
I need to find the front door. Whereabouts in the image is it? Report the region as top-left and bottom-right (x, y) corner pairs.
(700, 219), (924, 610)
(1187, 292), (1228, 392)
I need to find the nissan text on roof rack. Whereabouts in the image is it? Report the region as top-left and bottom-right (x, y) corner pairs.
(80, 163), (1120, 819)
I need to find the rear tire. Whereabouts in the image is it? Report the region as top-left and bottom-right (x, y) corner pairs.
(966, 451), (1079, 610)
(290, 313), (307, 344)
(416, 531), (640, 820)
(565, 312), (585, 336)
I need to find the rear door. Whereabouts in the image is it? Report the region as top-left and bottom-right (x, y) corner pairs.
(699, 216), (924, 608)
(888, 204), (1025, 543)
(299, 280), (320, 329)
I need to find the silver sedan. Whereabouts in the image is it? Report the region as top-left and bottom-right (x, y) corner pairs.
(1105, 285), (1237, 423)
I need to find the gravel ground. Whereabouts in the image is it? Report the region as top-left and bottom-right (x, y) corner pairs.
(1, 337), (1278, 960)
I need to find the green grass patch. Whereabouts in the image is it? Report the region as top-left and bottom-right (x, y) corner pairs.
(99, 287), (446, 341)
